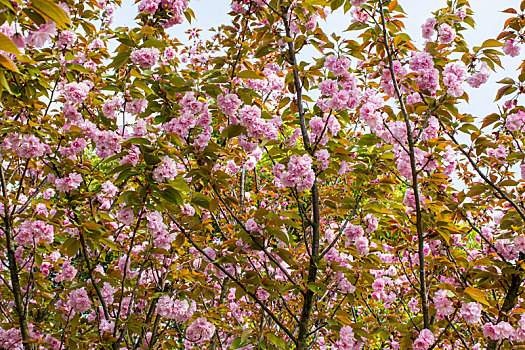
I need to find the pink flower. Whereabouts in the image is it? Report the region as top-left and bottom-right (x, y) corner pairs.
(153, 156), (180, 183)
(421, 18), (436, 41)
(68, 287), (92, 313)
(256, 288), (270, 301)
(63, 82), (90, 105)
(355, 236), (369, 256)
(416, 68), (440, 93)
(467, 62), (490, 88)
(364, 214), (379, 233)
(438, 23), (456, 44)
(57, 30), (77, 48)
(217, 94), (241, 116)
(443, 61), (467, 97)
(505, 110), (525, 132)
(186, 317), (216, 343)
(412, 329), (434, 350)
(55, 261), (78, 282)
(131, 47), (160, 69)
(345, 224), (364, 241)
(349, 0), (367, 6)
(5, 133), (48, 158)
(409, 52), (434, 72)
(277, 155), (315, 192)
(27, 21), (57, 47)
(117, 207), (134, 225)
(434, 289), (454, 317)
(335, 325), (362, 349)
(319, 79), (339, 96)
(156, 295), (196, 322)
(421, 116), (439, 141)
(460, 302), (482, 324)
(55, 173), (82, 192)
(102, 97), (120, 119)
(324, 54), (351, 76)
(503, 38), (521, 57)
(138, 0), (160, 13)
(315, 149), (330, 170)
(125, 98), (147, 115)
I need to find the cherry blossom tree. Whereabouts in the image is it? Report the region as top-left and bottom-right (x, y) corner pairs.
(1, 0), (525, 349)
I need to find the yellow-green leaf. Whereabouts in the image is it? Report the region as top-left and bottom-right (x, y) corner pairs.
(0, 33), (20, 55)
(0, 53), (19, 73)
(31, 0), (71, 28)
(464, 286), (491, 306)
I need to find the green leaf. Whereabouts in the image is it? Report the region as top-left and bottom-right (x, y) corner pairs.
(160, 187), (183, 205)
(266, 334), (287, 349)
(464, 286), (491, 306)
(237, 70), (262, 79)
(31, 0), (71, 28)
(0, 33), (20, 55)
(108, 52), (130, 70)
(0, 53), (19, 73)
(481, 39), (503, 48)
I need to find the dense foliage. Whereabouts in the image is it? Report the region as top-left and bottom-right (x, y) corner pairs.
(1, 0), (525, 349)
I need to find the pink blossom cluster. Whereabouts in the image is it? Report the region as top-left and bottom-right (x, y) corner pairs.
(57, 30), (77, 48)
(483, 321), (517, 341)
(102, 97), (120, 119)
(413, 329), (434, 350)
(153, 156), (181, 183)
(27, 21), (56, 47)
(409, 52), (439, 93)
(186, 317), (216, 343)
(443, 146), (457, 176)
(59, 138), (87, 158)
(344, 224), (369, 256)
(421, 18), (436, 41)
(434, 289), (454, 318)
(315, 149), (330, 170)
(93, 130), (121, 158)
(55, 172), (83, 192)
(117, 207), (134, 225)
(420, 116), (439, 141)
(68, 287), (92, 313)
(324, 55), (351, 76)
(381, 60), (407, 96)
(163, 92), (211, 144)
(146, 211), (175, 249)
(363, 214), (378, 233)
(273, 154), (315, 192)
(131, 47), (160, 69)
(350, 0), (367, 7)
(467, 62), (490, 88)
(125, 98), (148, 115)
(15, 220), (54, 245)
(335, 326), (362, 350)
(217, 93), (242, 116)
(396, 146), (437, 179)
(309, 115), (341, 145)
(443, 61), (467, 97)
(503, 38), (521, 57)
(438, 23), (456, 44)
(62, 82), (91, 105)
(2, 133), (49, 158)
(460, 302), (482, 324)
(55, 260), (78, 282)
(359, 91), (385, 134)
(156, 294), (196, 322)
(317, 76), (361, 112)
(505, 110), (525, 132)
(237, 105), (278, 141)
